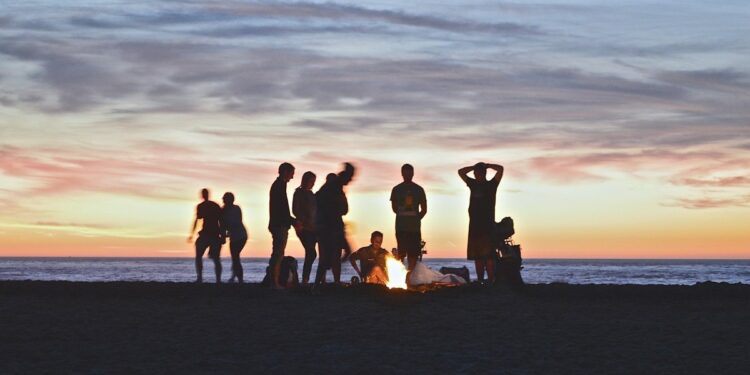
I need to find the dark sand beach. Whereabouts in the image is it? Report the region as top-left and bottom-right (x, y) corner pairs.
(1, 281), (749, 374)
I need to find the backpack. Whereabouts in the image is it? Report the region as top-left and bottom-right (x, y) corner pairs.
(495, 217), (524, 287)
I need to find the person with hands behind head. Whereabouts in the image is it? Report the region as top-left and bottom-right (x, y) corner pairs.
(458, 162), (503, 285)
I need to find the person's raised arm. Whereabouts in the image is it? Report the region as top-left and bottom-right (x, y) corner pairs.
(487, 163), (504, 182)
(458, 166), (474, 184)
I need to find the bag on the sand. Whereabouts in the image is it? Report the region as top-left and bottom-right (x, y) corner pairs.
(439, 266), (471, 283)
(495, 217), (523, 287)
(495, 245), (523, 286)
(409, 263), (467, 287)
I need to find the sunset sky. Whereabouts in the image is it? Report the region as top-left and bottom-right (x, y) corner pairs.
(1, 0), (749, 259)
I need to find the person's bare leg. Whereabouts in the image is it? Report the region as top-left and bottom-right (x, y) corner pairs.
(332, 259), (341, 283)
(486, 257), (495, 284)
(314, 266), (327, 286)
(195, 256), (203, 283)
(407, 254), (417, 271)
(212, 255), (222, 283)
(195, 242), (203, 283)
(235, 253), (243, 284)
(475, 260), (486, 282)
(272, 261), (283, 289)
(371, 267), (387, 285)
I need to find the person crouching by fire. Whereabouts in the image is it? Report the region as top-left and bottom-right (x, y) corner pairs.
(349, 231), (389, 285)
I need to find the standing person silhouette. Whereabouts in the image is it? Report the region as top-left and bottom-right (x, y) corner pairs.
(459, 162), (503, 284)
(293, 171), (317, 285)
(222, 192), (247, 283)
(337, 163), (356, 261)
(188, 188), (223, 283)
(312, 163), (355, 290)
(268, 162), (297, 290)
(390, 164), (427, 271)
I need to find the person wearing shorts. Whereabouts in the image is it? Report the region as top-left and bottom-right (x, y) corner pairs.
(390, 164), (427, 271)
(188, 188), (223, 283)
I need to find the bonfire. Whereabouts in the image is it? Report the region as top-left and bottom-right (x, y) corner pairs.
(384, 255), (408, 289)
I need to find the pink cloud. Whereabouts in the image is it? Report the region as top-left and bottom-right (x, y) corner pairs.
(666, 196), (750, 209)
(674, 176), (750, 187)
(525, 149), (723, 183)
(0, 144), (272, 201)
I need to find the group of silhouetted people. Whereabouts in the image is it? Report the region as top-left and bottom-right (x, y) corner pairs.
(188, 161), (503, 287)
(188, 189), (248, 283)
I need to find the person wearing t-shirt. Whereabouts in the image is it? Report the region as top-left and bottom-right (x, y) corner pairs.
(188, 188), (223, 283)
(350, 231), (389, 285)
(459, 162), (503, 284)
(390, 164), (427, 271)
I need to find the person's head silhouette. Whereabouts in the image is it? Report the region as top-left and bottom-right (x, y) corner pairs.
(301, 171), (316, 190)
(201, 188), (210, 201)
(371, 231), (384, 250)
(326, 173), (338, 184)
(401, 164), (414, 183)
(278, 162), (295, 182)
(222, 192), (235, 206)
(474, 162), (487, 181)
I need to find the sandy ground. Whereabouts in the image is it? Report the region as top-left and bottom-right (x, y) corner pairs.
(1, 281), (749, 374)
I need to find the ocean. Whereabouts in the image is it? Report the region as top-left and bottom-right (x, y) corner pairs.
(1, 257), (749, 285)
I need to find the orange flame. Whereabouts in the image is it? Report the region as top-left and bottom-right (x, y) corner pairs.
(385, 255), (408, 289)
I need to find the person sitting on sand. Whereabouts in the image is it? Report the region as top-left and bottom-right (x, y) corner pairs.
(188, 188), (223, 283)
(349, 231), (389, 285)
(221, 192), (247, 284)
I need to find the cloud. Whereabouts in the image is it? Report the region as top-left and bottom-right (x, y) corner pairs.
(197, 2), (541, 36)
(0, 37), (140, 112)
(34, 221), (112, 230)
(673, 176), (750, 188)
(667, 196), (750, 209)
(524, 149), (725, 183)
(0, 144), (272, 203)
(656, 69), (750, 94)
(0, 16), (12, 28)
(1, 1), (748, 202)
(63, 1), (541, 38)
